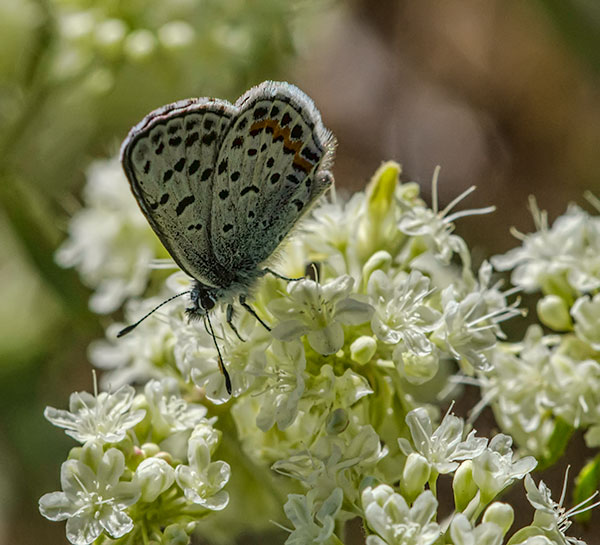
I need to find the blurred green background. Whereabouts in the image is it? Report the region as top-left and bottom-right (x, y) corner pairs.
(1, 0), (599, 543)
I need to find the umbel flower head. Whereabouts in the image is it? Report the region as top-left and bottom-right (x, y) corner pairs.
(40, 379), (230, 545)
(45, 160), (575, 545)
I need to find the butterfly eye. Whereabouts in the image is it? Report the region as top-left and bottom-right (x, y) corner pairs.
(200, 292), (216, 311)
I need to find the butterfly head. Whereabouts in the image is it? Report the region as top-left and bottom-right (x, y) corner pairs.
(188, 281), (220, 318)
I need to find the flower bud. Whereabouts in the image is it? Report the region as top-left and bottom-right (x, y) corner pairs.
(350, 336), (377, 365)
(395, 348), (439, 385)
(362, 251), (392, 287)
(537, 295), (572, 331)
(400, 453), (430, 502)
(453, 460), (478, 512)
(163, 523), (189, 545)
(482, 502), (514, 536)
(141, 442), (160, 457)
(136, 457), (175, 503)
(326, 408), (349, 435)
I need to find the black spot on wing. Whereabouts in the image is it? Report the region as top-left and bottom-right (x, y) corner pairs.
(160, 193), (169, 205)
(231, 171), (240, 182)
(155, 142), (164, 155)
(223, 224), (233, 233)
(163, 169), (173, 182)
(176, 195), (195, 216)
(266, 157), (274, 168)
(174, 158), (185, 172)
(292, 199), (304, 211)
(169, 136), (182, 147)
(200, 167), (212, 181)
(253, 106), (268, 119)
(219, 190), (229, 200)
(185, 132), (199, 147)
(232, 136), (244, 149)
(291, 124), (303, 139)
(301, 147), (319, 162)
(270, 173), (280, 184)
(247, 148), (257, 156)
(202, 132), (217, 145)
(281, 112), (292, 126)
(240, 185), (260, 196)
(188, 160), (200, 175)
(218, 158), (228, 174)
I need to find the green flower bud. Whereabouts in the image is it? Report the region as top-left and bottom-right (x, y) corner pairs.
(537, 294), (572, 331)
(453, 460), (478, 512)
(350, 336), (377, 365)
(141, 442), (160, 457)
(395, 349), (439, 385)
(163, 523), (189, 545)
(482, 502), (514, 536)
(400, 453), (431, 502)
(326, 408), (349, 435)
(362, 250), (392, 288)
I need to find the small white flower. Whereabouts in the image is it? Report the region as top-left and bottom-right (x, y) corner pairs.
(450, 513), (505, 545)
(281, 488), (343, 545)
(571, 293), (600, 350)
(472, 434), (537, 503)
(518, 470), (599, 545)
(271, 276), (373, 355)
(254, 340), (307, 431)
(398, 170), (495, 265)
(89, 292), (182, 390)
(368, 269), (440, 355)
(491, 201), (589, 293)
(432, 286), (501, 371)
(44, 384), (145, 444)
(175, 428), (230, 511)
(398, 406), (487, 474)
(143, 378), (211, 437)
(362, 485), (441, 545)
(39, 442), (140, 545)
(273, 426), (386, 504)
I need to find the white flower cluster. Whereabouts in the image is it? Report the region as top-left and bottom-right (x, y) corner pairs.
(43, 161), (597, 544)
(40, 379), (230, 545)
(485, 196), (600, 458)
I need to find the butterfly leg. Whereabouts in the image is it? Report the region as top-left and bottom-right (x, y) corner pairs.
(262, 267), (303, 282)
(226, 304), (246, 342)
(239, 294), (271, 332)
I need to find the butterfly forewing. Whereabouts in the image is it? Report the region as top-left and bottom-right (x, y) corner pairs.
(121, 99), (235, 286)
(210, 82), (336, 271)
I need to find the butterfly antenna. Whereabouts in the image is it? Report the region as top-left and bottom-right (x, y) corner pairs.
(204, 314), (232, 395)
(117, 291), (192, 337)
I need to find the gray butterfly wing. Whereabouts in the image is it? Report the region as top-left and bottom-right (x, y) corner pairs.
(121, 98), (236, 287)
(210, 81), (336, 271)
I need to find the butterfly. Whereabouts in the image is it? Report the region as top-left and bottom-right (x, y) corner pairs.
(117, 81), (336, 393)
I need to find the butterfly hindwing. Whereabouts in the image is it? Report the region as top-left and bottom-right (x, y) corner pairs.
(121, 98), (235, 286)
(210, 82), (336, 271)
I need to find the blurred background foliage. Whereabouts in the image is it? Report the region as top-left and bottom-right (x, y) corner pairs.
(0, 0), (599, 543)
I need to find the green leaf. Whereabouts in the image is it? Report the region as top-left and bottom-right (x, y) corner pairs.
(573, 454), (600, 523)
(538, 417), (573, 470)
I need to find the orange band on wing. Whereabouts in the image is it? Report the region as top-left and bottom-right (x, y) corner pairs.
(250, 120), (314, 174)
